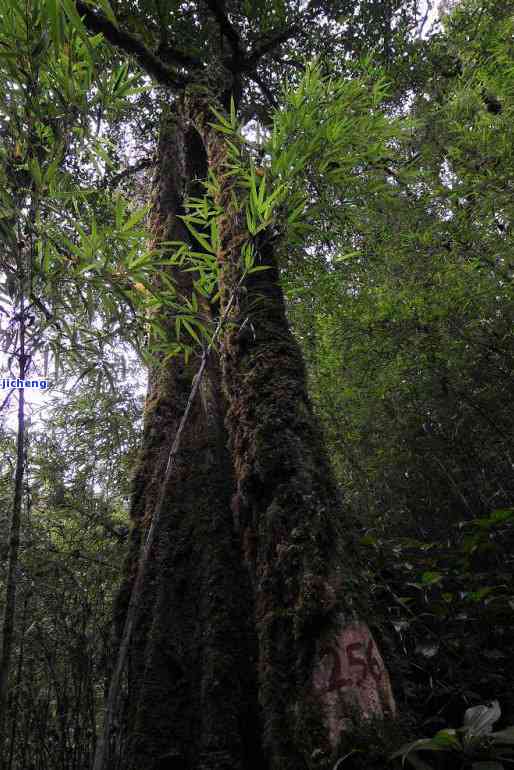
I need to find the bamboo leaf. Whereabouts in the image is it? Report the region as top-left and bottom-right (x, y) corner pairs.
(182, 318), (201, 345)
(183, 221), (215, 254)
(97, 0), (118, 27)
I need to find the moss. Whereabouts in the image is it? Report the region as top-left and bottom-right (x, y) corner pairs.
(113, 101), (395, 770)
(113, 108), (264, 770)
(192, 115), (393, 768)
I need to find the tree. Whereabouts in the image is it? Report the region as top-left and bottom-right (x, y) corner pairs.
(0, 271), (27, 770)
(2, 1), (513, 768)
(60, 2), (408, 768)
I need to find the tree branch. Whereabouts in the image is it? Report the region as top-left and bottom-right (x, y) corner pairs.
(247, 72), (278, 111)
(100, 157), (155, 189)
(242, 26), (298, 71)
(75, 1), (190, 89)
(204, 0), (243, 60)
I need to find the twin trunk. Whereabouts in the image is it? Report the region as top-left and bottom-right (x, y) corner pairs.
(115, 101), (395, 770)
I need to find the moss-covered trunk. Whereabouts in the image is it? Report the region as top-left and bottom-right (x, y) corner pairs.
(189, 99), (396, 768)
(116, 108), (262, 770)
(115, 94), (395, 770)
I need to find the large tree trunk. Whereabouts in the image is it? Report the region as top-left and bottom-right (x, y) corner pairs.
(114, 95), (395, 770)
(114, 108), (262, 770)
(189, 96), (396, 767)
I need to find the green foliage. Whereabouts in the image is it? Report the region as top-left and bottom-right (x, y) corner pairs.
(286, 0), (514, 543)
(359, 506), (514, 725)
(392, 701), (514, 769)
(0, 0), (156, 385)
(267, 60), (402, 248)
(0, 372), (138, 770)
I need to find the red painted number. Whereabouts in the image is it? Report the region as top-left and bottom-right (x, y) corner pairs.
(321, 639), (382, 693)
(347, 639), (382, 684)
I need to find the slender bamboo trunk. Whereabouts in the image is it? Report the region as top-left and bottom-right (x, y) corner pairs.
(0, 300), (27, 768)
(7, 595), (27, 770)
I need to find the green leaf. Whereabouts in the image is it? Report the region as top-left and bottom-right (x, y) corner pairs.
(420, 571), (443, 585)
(61, 0), (93, 58)
(123, 206), (149, 231)
(29, 158), (43, 187)
(97, 0), (118, 27)
(249, 169), (259, 213)
(287, 201), (305, 224)
(79, 262), (99, 274)
(467, 587), (496, 602)
(246, 206), (257, 236)
(47, 0), (64, 49)
(489, 508), (514, 524)
(112, 63), (128, 95)
(431, 729), (461, 750)
(263, 182), (286, 212)
(182, 318), (201, 345)
(258, 171), (267, 208)
(183, 220), (215, 254)
(334, 251), (361, 262)
(127, 252), (153, 269)
(210, 105), (231, 129)
(391, 737), (453, 763)
(207, 121), (234, 135)
(242, 243), (254, 271)
(229, 95), (236, 129)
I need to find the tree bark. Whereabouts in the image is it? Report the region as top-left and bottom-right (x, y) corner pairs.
(189, 96), (396, 767)
(112, 94), (395, 770)
(113, 107), (262, 770)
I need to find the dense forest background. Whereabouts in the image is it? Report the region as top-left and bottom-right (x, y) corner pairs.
(0, 0), (513, 768)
